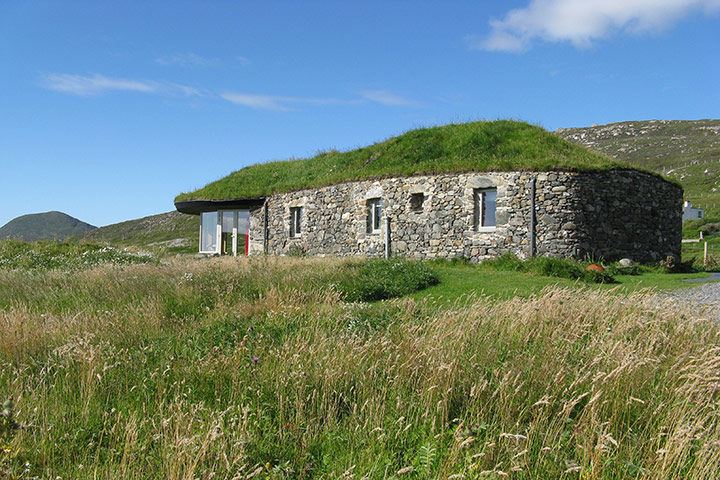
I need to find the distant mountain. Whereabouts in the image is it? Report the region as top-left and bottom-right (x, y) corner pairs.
(0, 211), (96, 241)
(556, 119), (720, 218)
(77, 211), (198, 251)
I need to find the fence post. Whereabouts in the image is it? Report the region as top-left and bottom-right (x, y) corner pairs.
(704, 241), (708, 268)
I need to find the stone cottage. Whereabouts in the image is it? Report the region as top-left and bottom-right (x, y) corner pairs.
(174, 122), (683, 262)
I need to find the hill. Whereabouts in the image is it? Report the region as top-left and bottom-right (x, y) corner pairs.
(76, 210), (198, 252)
(0, 211), (96, 241)
(556, 119), (720, 218)
(176, 120), (630, 202)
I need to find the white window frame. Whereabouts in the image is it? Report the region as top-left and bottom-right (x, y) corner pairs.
(473, 188), (497, 232)
(289, 207), (302, 238)
(221, 210), (238, 256)
(367, 198), (382, 234)
(198, 210), (249, 256)
(199, 211), (221, 254)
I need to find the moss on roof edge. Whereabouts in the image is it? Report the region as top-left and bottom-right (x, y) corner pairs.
(175, 121), (678, 202)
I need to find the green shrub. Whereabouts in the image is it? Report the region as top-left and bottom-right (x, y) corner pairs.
(531, 256), (583, 278)
(580, 268), (615, 284)
(482, 253), (526, 271)
(482, 254), (615, 283)
(660, 255), (696, 273)
(605, 263), (640, 276)
(339, 259), (439, 302)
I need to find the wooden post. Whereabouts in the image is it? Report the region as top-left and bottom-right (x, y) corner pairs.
(704, 241), (708, 267)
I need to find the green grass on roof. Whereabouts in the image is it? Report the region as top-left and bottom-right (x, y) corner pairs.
(176, 120), (633, 202)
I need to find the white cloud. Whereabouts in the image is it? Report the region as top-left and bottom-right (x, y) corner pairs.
(220, 92), (365, 111)
(360, 90), (419, 107)
(41, 73), (203, 97)
(166, 83), (205, 97)
(155, 52), (217, 67)
(221, 89), (420, 111)
(475, 0), (720, 52)
(235, 56), (251, 67)
(220, 92), (292, 111)
(42, 73), (157, 96)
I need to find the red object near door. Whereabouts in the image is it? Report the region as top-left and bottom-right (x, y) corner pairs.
(245, 230), (249, 256)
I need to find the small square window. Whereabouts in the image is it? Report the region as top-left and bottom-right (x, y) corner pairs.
(289, 207), (302, 237)
(410, 193), (424, 212)
(366, 198), (382, 234)
(473, 188), (497, 230)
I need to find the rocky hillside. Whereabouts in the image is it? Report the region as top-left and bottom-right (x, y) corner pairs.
(0, 211), (96, 241)
(77, 211), (198, 252)
(556, 119), (720, 218)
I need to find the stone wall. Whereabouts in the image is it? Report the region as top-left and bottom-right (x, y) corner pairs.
(248, 170), (681, 262)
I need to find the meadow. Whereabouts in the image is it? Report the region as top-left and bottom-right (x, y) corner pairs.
(1, 250), (719, 479)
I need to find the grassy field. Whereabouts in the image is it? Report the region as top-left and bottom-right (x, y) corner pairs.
(2, 250), (720, 479)
(411, 264), (715, 304)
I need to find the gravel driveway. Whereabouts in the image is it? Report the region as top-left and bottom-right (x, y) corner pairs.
(658, 276), (720, 322)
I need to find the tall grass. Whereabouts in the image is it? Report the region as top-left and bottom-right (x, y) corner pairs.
(1, 256), (719, 479)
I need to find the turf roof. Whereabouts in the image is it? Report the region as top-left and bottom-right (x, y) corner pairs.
(176, 120), (633, 202)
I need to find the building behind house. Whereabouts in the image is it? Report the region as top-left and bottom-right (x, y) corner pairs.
(682, 200), (704, 222)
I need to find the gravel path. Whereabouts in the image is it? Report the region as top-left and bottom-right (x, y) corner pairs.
(657, 278), (720, 322)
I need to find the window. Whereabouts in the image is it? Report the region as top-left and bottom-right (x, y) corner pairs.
(221, 211), (236, 255)
(199, 210), (249, 256)
(473, 188), (497, 230)
(200, 211), (218, 253)
(410, 193), (424, 212)
(289, 207), (302, 237)
(366, 198), (382, 234)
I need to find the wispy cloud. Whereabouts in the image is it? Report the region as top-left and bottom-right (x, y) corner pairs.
(155, 52), (218, 67)
(220, 92), (364, 111)
(41, 73), (203, 97)
(360, 89), (419, 107)
(220, 92), (292, 111)
(43, 73), (419, 111)
(472, 0), (720, 52)
(41, 73), (157, 96)
(221, 89), (420, 111)
(235, 56), (251, 67)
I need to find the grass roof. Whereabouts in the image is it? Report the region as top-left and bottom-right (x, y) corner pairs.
(176, 120), (633, 202)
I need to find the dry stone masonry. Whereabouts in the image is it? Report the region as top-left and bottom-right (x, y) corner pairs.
(247, 170), (681, 262)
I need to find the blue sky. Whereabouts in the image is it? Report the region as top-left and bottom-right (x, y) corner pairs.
(1, 0), (719, 228)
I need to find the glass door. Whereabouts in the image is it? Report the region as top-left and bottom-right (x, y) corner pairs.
(237, 211), (250, 255)
(221, 211), (237, 256)
(200, 211), (219, 253)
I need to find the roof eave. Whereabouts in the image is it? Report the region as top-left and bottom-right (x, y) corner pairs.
(175, 198), (266, 215)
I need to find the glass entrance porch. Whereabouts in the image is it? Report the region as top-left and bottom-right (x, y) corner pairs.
(199, 210), (250, 255)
